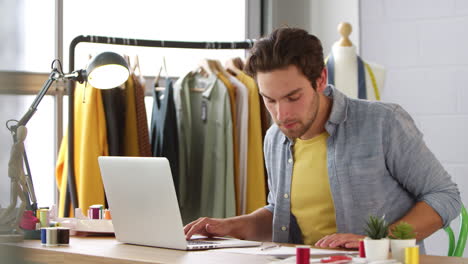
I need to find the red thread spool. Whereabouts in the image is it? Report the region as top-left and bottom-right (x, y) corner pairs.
(359, 240), (366, 257)
(296, 245), (310, 264)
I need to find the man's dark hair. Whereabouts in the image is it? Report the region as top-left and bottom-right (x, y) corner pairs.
(244, 27), (324, 89)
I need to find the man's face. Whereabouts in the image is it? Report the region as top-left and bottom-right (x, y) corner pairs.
(257, 65), (322, 140)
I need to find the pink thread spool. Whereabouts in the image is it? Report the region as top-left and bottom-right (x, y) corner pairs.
(296, 245), (310, 264)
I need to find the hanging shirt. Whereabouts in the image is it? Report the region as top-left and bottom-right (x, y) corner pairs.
(101, 87), (126, 156)
(173, 71), (235, 223)
(217, 73), (239, 213)
(150, 80), (179, 197)
(122, 75), (140, 156)
(236, 71), (266, 213)
(133, 74), (152, 157)
(228, 75), (249, 215)
(56, 82), (109, 217)
(291, 132), (337, 245)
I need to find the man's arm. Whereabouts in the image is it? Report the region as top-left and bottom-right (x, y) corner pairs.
(317, 106), (461, 249)
(390, 201), (443, 241)
(184, 208), (273, 241)
(315, 201), (444, 249)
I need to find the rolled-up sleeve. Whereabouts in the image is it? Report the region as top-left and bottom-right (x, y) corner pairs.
(384, 105), (462, 227)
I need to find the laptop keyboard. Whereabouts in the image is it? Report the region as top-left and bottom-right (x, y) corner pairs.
(188, 240), (219, 245)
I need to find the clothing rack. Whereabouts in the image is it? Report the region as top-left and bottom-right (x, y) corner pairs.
(64, 35), (255, 216)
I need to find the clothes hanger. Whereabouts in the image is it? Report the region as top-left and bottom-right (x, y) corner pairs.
(198, 58), (217, 76)
(132, 55), (142, 77)
(233, 57), (244, 70)
(154, 65), (165, 92)
(225, 57), (243, 76)
(154, 56), (171, 92)
(190, 59), (217, 92)
(211, 59), (230, 78)
(123, 55), (133, 75)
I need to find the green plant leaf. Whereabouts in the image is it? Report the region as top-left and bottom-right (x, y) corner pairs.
(364, 215), (389, 239)
(389, 222), (416, 239)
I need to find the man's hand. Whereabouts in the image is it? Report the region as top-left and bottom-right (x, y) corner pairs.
(184, 217), (233, 240)
(315, 233), (365, 249)
(184, 208), (273, 241)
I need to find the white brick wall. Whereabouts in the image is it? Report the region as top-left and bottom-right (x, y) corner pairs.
(360, 0), (468, 257)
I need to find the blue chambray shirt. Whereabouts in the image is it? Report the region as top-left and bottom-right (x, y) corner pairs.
(263, 85), (461, 251)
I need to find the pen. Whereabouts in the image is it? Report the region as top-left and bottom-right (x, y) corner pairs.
(260, 244), (281, 251)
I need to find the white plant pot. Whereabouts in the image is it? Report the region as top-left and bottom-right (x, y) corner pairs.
(390, 238), (416, 263)
(364, 237), (390, 261)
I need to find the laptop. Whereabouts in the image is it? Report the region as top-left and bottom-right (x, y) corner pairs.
(98, 156), (262, 250)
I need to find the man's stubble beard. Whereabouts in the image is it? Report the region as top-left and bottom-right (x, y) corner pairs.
(278, 90), (320, 140)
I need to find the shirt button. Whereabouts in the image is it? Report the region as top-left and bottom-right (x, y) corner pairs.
(281, 226), (287, 231)
(284, 193), (289, 199)
(288, 158), (292, 164)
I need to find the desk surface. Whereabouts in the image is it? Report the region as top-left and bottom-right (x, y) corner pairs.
(2, 236), (467, 264)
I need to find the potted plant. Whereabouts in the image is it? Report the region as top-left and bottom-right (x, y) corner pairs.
(389, 222), (417, 262)
(363, 215), (390, 261)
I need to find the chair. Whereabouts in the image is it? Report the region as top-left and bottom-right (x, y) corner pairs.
(444, 205), (468, 257)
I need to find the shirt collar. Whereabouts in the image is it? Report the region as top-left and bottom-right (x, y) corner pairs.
(325, 84), (348, 125)
(201, 74), (217, 99)
(282, 84), (349, 144)
(182, 71), (217, 100)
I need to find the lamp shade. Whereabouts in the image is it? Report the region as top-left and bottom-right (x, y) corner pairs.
(86, 52), (130, 89)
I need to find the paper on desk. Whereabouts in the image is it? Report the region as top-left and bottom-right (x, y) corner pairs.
(214, 246), (357, 257)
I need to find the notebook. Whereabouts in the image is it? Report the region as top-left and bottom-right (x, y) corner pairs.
(98, 156), (262, 250)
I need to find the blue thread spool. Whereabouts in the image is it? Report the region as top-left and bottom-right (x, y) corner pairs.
(41, 228), (47, 245)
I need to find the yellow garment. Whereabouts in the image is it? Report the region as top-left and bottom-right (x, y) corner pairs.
(217, 72), (240, 215)
(291, 132), (337, 245)
(236, 72), (266, 213)
(123, 75), (140, 156)
(56, 82), (109, 217)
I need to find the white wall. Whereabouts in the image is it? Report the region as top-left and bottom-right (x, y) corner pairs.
(309, 0), (359, 55)
(360, 0), (468, 257)
(262, 0), (359, 56)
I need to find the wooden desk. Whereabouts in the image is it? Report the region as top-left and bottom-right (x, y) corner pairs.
(1, 237), (467, 264)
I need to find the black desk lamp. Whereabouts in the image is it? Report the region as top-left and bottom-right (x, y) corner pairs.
(0, 52), (129, 242)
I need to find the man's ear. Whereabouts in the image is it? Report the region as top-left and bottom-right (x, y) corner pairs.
(316, 67), (328, 93)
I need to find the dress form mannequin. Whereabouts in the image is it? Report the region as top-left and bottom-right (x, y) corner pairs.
(328, 22), (385, 100)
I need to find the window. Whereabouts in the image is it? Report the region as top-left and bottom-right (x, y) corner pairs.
(0, 0), (55, 72)
(0, 0), (247, 209)
(0, 0), (55, 208)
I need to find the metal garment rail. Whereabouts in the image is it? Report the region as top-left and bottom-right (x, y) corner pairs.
(65, 35), (255, 216)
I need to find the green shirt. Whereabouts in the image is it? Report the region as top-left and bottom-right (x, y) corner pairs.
(174, 72), (235, 223)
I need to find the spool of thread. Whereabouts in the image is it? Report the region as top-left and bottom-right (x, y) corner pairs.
(104, 209), (112, 220)
(296, 245), (310, 264)
(40, 228), (48, 245)
(57, 227), (70, 245)
(358, 239), (366, 257)
(405, 246), (419, 264)
(46, 228), (58, 246)
(38, 209), (49, 227)
(89, 207), (101, 219)
(89, 204), (104, 219)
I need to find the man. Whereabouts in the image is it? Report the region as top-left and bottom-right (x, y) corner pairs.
(184, 27), (461, 251)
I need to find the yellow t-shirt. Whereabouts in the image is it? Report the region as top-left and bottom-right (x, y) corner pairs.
(291, 132), (337, 245)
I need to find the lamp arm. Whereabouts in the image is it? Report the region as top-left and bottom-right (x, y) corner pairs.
(16, 70), (62, 128)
